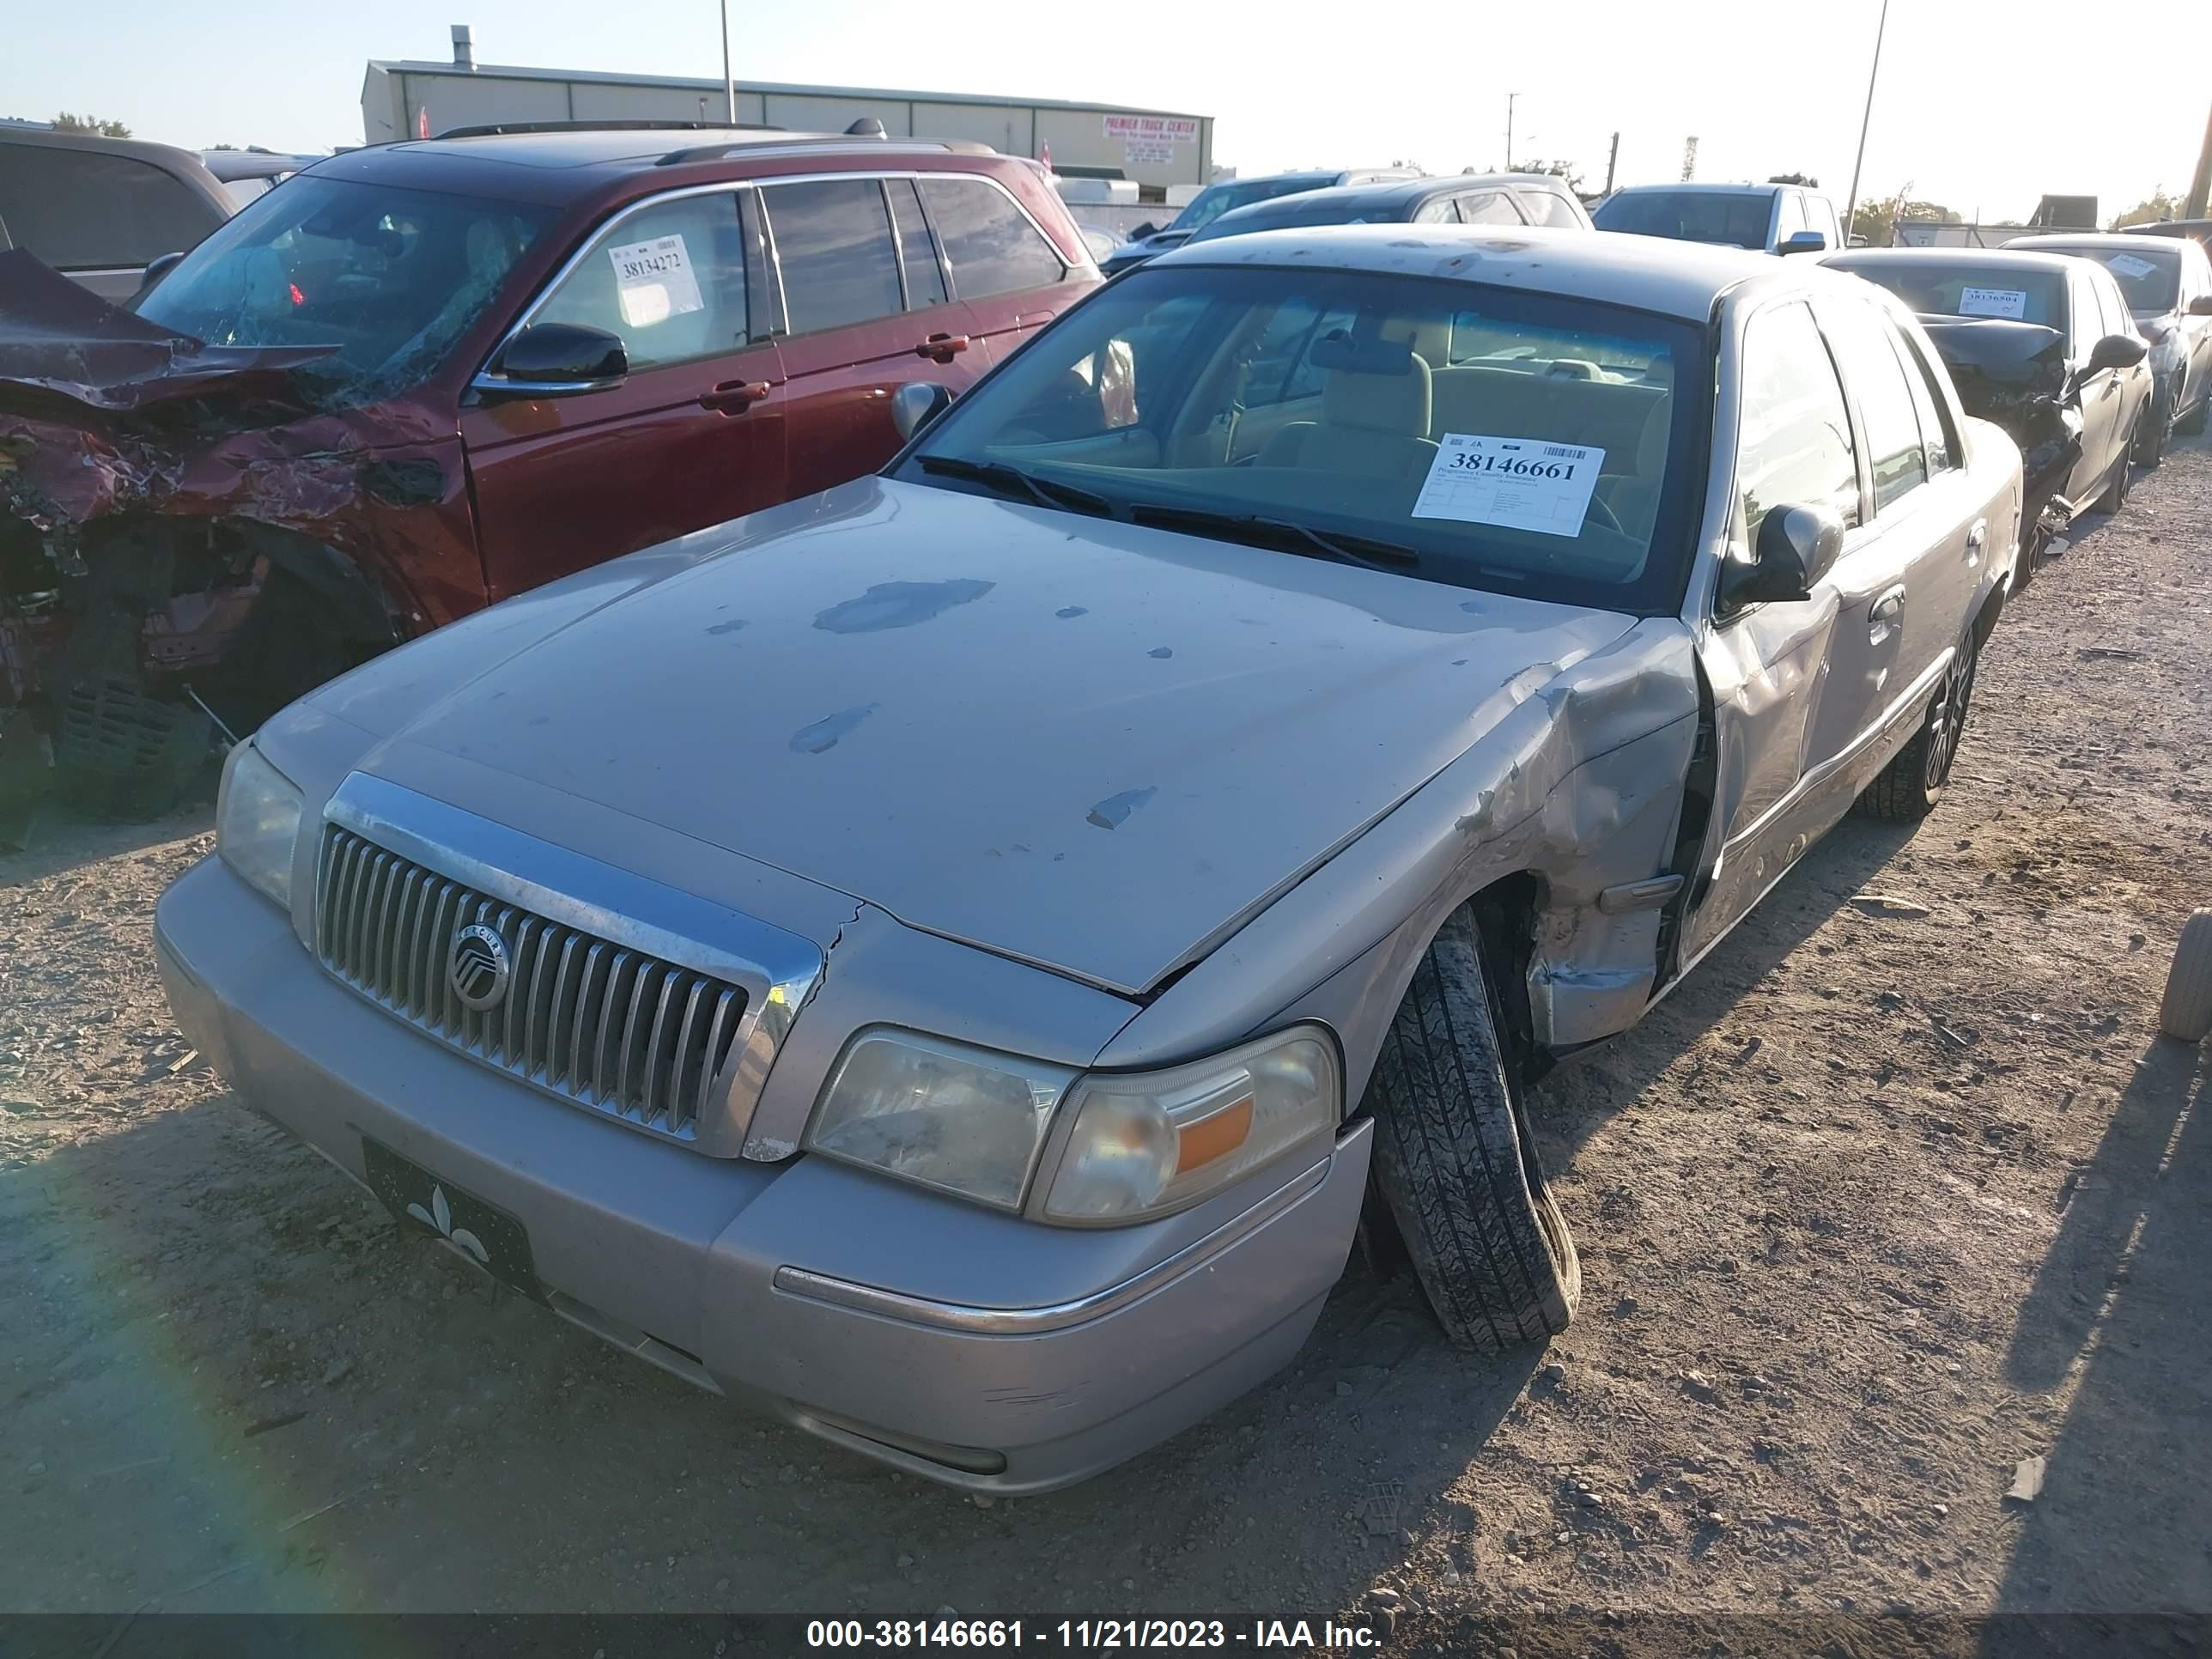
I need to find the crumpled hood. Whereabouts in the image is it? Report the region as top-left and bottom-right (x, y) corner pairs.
(320, 478), (1640, 994)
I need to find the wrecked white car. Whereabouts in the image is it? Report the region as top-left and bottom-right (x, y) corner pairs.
(155, 227), (2019, 1491)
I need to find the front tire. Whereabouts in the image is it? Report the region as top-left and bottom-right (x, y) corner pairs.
(1362, 908), (1579, 1351)
(1861, 624), (1979, 822)
(2136, 383), (2172, 469)
(2100, 419), (2140, 512)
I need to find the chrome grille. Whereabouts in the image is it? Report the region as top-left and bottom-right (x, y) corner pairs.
(316, 827), (747, 1140)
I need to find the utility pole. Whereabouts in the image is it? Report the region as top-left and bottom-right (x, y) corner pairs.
(1604, 131), (1620, 195)
(1843, 0), (1892, 232)
(720, 0), (736, 125)
(2186, 99), (2212, 220)
(1505, 93), (1517, 170)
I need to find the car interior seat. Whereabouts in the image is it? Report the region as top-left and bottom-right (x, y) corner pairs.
(1254, 331), (1437, 478)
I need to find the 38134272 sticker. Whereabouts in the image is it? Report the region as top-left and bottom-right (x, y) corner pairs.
(1412, 434), (1607, 538)
(606, 234), (706, 330)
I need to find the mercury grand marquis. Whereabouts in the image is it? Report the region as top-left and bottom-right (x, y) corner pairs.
(156, 226), (2021, 1491)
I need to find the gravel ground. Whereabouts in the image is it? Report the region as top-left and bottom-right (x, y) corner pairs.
(3, 433), (2208, 1650)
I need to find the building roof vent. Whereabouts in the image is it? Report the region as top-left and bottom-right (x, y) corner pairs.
(452, 24), (477, 70)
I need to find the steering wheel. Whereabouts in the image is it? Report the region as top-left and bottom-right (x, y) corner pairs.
(1584, 492), (1624, 536)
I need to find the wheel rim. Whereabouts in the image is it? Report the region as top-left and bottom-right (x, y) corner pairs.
(1925, 635), (1978, 790)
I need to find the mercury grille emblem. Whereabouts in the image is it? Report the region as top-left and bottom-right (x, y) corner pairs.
(448, 923), (512, 1011)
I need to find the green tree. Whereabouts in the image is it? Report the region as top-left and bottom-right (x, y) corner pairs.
(52, 111), (132, 137)
(2112, 188), (2183, 229)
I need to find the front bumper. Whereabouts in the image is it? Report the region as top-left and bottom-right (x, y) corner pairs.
(154, 855), (1371, 1492)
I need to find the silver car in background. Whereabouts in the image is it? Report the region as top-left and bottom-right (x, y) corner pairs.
(157, 227), (2019, 1492)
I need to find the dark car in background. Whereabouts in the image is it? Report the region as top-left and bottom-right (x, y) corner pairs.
(200, 149), (331, 210)
(2124, 219), (2212, 257)
(1098, 167), (1421, 274)
(1826, 246), (2152, 564)
(0, 127), (1097, 816)
(1185, 173), (1593, 247)
(2005, 232), (2212, 459)
(0, 126), (234, 300)
(1594, 181), (1843, 255)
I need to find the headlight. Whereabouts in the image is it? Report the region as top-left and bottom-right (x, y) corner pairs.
(804, 1030), (1074, 1211)
(1042, 1026), (1340, 1222)
(216, 742), (304, 909)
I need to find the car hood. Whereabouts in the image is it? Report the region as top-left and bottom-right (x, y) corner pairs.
(319, 478), (1639, 994)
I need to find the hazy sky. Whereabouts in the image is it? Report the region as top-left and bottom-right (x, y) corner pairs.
(4, 0), (2205, 221)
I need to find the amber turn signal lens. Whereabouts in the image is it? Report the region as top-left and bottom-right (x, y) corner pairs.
(1174, 1095), (1253, 1175)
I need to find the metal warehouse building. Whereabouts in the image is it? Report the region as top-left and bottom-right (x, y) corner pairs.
(362, 37), (1213, 190)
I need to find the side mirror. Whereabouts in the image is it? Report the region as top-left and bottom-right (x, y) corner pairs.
(476, 322), (628, 396)
(1847, 234), (1869, 248)
(891, 380), (952, 441)
(1720, 504), (1845, 611)
(2189, 295), (2212, 317)
(2083, 332), (2148, 375)
(134, 251), (186, 297)
(1130, 221), (1159, 241)
(1777, 230), (1829, 256)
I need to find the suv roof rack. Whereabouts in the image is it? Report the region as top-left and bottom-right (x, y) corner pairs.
(654, 135), (997, 167)
(433, 118), (786, 141)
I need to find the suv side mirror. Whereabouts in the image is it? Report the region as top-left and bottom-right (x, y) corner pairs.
(891, 380), (952, 441)
(1130, 221), (1159, 241)
(477, 323), (629, 396)
(1777, 229), (1828, 256)
(2083, 332), (2148, 375)
(134, 251), (187, 297)
(1719, 504), (1845, 611)
(2189, 295), (2212, 317)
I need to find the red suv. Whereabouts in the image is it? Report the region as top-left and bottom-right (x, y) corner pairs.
(0, 125), (1097, 813)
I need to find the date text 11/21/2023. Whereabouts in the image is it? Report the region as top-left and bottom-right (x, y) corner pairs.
(805, 1619), (1386, 1650)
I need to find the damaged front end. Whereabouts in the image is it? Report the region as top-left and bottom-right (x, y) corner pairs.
(0, 252), (478, 827)
(1918, 315), (2083, 566)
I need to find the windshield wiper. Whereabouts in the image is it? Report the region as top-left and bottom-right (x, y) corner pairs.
(1127, 502), (1424, 573)
(914, 455), (1113, 518)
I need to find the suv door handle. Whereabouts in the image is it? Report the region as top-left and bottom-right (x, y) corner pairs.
(1869, 586), (1906, 636)
(699, 380), (773, 412)
(915, 333), (970, 362)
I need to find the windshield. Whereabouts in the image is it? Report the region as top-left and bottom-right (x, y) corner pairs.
(896, 264), (1706, 614)
(2033, 244), (2180, 313)
(1169, 177), (1332, 234)
(135, 174), (554, 404)
(1830, 261), (2068, 327)
(1595, 190), (1771, 250)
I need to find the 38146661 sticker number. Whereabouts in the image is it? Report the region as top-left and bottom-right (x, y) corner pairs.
(1411, 433), (1607, 538)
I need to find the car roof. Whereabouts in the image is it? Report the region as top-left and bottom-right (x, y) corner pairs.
(1826, 246), (2083, 275)
(1155, 222), (1799, 319)
(1204, 174), (1572, 230)
(0, 125), (234, 210)
(1604, 181), (1789, 198)
(2004, 232), (2179, 259)
(308, 128), (1018, 204)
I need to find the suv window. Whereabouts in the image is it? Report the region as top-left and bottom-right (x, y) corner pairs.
(1890, 324), (1956, 474)
(763, 179), (904, 335)
(1811, 197), (1842, 248)
(1736, 301), (1859, 536)
(1526, 188), (1585, 228)
(533, 191), (751, 371)
(1411, 196), (1458, 226)
(1775, 193), (1806, 242)
(919, 178), (1066, 301)
(885, 179), (948, 309)
(1457, 191), (1523, 226)
(2068, 269), (2105, 357)
(1820, 298), (1927, 512)
(1593, 189), (1772, 251)
(0, 145), (216, 270)
(2093, 269), (2134, 339)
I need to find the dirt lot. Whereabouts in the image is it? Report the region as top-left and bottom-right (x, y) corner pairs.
(4, 435), (2209, 1650)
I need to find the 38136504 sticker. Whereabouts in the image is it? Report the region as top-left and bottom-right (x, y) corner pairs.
(1958, 286), (2029, 319)
(606, 234), (705, 329)
(1412, 434), (1607, 538)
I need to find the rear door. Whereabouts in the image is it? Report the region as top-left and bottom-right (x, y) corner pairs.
(917, 173), (1079, 359)
(459, 185), (789, 599)
(1803, 293), (1978, 768)
(759, 175), (994, 501)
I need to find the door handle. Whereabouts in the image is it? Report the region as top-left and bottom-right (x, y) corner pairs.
(1869, 585), (1906, 636)
(699, 380), (773, 412)
(915, 333), (970, 362)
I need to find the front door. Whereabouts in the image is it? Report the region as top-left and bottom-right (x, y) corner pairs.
(1680, 298), (1864, 964)
(459, 186), (788, 601)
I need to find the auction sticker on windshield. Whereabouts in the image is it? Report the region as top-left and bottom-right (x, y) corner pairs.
(608, 234), (705, 329)
(2104, 253), (2157, 280)
(1413, 434), (1606, 538)
(1958, 286), (2029, 319)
